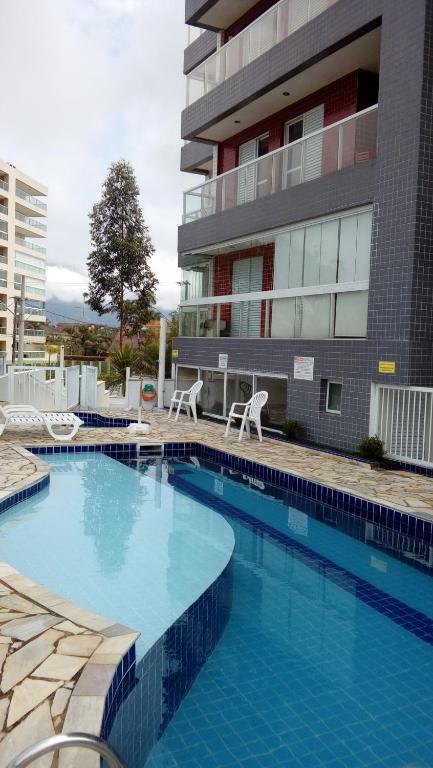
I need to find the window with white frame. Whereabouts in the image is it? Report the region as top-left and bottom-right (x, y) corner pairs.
(326, 381), (342, 414)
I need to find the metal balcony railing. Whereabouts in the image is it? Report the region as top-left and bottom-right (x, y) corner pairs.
(16, 211), (47, 230)
(183, 106), (378, 223)
(186, 0), (338, 105)
(15, 187), (47, 211)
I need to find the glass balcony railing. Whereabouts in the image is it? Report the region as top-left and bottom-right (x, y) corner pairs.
(15, 237), (46, 255)
(0, 180), (8, 192)
(23, 350), (46, 359)
(0, 203), (8, 216)
(186, 0), (338, 105)
(24, 329), (46, 337)
(0, 302), (6, 311)
(183, 106), (378, 223)
(16, 187), (47, 211)
(180, 289), (368, 340)
(15, 211), (47, 231)
(25, 306), (46, 317)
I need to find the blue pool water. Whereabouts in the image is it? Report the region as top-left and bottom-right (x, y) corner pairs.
(1, 453), (433, 767)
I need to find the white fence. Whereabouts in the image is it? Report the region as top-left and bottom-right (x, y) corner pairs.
(0, 364), (92, 412)
(371, 384), (433, 467)
(80, 365), (98, 410)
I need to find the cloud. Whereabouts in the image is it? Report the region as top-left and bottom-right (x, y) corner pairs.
(0, 0), (195, 311)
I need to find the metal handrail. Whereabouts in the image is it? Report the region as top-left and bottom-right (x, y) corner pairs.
(7, 732), (125, 768)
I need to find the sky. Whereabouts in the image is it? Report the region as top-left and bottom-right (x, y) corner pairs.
(0, 0), (194, 312)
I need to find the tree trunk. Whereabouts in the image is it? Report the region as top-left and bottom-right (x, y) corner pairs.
(119, 291), (124, 350)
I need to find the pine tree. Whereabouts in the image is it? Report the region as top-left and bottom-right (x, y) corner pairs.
(87, 159), (157, 348)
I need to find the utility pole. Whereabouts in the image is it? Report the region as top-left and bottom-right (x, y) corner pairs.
(11, 296), (18, 365)
(17, 276), (25, 366)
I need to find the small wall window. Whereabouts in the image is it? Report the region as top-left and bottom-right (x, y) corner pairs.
(326, 381), (342, 414)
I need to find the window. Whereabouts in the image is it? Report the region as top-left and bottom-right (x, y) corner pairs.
(326, 382), (342, 414)
(238, 134), (270, 204)
(273, 210), (373, 291)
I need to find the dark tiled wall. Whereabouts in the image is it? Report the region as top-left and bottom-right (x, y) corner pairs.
(173, 336), (412, 451)
(180, 140), (213, 174)
(184, 29), (217, 74)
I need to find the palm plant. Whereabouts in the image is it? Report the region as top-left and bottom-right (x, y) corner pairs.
(105, 345), (141, 394)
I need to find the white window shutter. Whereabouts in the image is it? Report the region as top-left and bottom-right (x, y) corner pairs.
(237, 139), (257, 204)
(303, 104), (324, 181)
(231, 257), (263, 337)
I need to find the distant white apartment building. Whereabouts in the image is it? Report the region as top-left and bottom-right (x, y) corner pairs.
(0, 159), (47, 369)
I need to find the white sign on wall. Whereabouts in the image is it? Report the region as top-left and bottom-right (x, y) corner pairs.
(218, 354), (228, 370)
(294, 356), (314, 381)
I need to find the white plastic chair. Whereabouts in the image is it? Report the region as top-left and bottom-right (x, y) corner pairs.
(224, 391), (268, 442)
(0, 405), (83, 442)
(168, 380), (203, 423)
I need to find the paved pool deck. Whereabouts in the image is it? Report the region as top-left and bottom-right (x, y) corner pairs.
(1, 409), (433, 518)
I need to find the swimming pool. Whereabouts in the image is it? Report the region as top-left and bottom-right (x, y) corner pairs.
(1, 451), (433, 767)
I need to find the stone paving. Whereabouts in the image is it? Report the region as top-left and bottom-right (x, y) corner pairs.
(2, 409), (433, 518)
(0, 562), (138, 768)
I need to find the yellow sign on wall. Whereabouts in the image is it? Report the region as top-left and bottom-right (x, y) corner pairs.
(378, 361), (396, 374)
(172, 349), (179, 359)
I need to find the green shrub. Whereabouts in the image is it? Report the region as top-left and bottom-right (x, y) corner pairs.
(358, 435), (384, 461)
(282, 420), (304, 441)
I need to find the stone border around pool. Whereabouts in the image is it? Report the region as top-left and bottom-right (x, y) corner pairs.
(0, 449), (139, 768)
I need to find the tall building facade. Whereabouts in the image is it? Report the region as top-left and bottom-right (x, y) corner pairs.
(0, 159), (47, 369)
(175, 0), (433, 453)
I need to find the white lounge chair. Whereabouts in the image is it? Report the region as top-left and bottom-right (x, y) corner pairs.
(168, 380), (203, 423)
(0, 405), (83, 442)
(224, 391), (269, 442)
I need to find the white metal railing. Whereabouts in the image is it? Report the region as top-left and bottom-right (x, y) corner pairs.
(183, 106), (378, 223)
(15, 187), (47, 211)
(0, 179), (8, 191)
(15, 237), (46, 254)
(373, 385), (433, 467)
(9, 368), (56, 410)
(186, 0), (338, 105)
(15, 211), (47, 231)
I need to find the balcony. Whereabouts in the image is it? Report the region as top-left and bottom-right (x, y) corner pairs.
(186, 0), (338, 106)
(15, 211), (47, 232)
(15, 188), (47, 212)
(15, 237), (46, 255)
(0, 203), (8, 217)
(180, 287), (368, 340)
(24, 329), (46, 338)
(0, 180), (8, 192)
(183, 107), (377, 224)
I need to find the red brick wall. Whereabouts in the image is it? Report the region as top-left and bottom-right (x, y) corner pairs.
(213, 244), (274, 336)
(217, 72), (361, 174)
